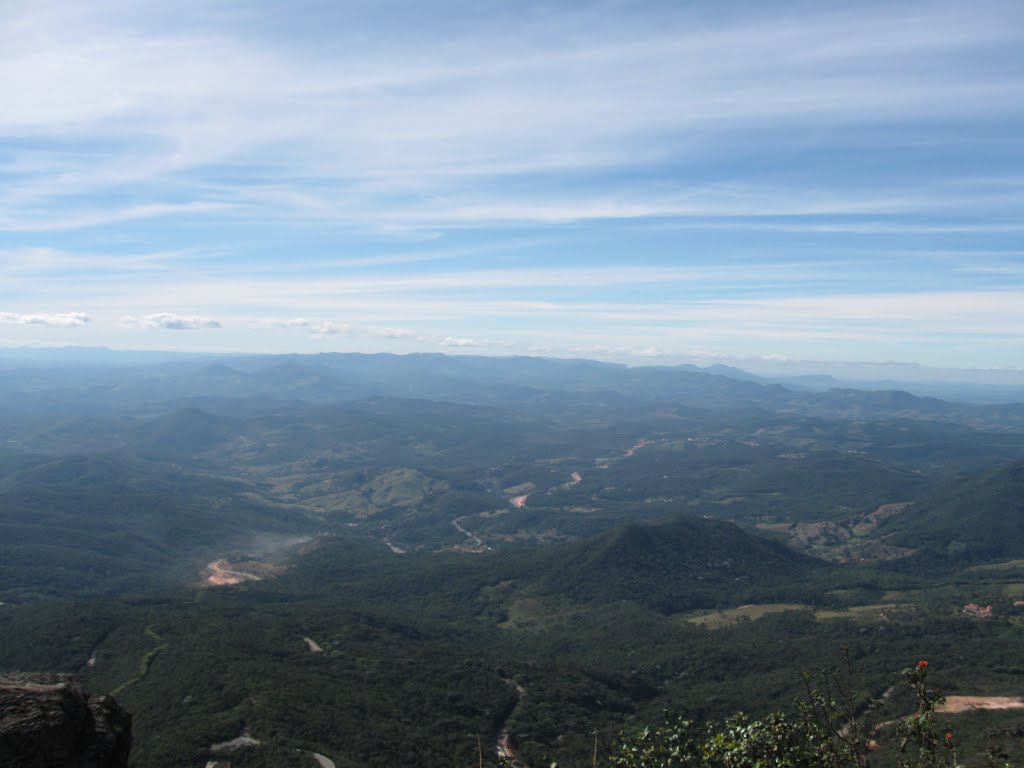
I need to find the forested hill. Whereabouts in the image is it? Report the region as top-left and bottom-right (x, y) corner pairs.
(878, 460), (1024, 565)
(0, 453), (314, 601)
(275, 513), (822, 615)
(537, 516), (815, 611)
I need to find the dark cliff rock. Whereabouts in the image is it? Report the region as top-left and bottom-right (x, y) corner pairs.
(0, 673), (131, 768)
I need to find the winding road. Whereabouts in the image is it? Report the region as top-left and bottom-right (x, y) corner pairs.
(495, 680), (530, 768)
(452, 516), (490, 550)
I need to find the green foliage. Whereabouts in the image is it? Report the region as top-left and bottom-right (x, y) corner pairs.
(608, 658), (992, 768)
(704, 712), (835, 768)
(895, 663), (959, 768)
(607, 716), (702, 768)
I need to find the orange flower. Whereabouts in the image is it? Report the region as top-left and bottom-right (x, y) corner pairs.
(917, 660), (929, 668)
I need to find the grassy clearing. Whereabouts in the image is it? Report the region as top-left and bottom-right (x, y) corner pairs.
(814, 603), (902, 621)
(535, 456), (578, 465)
(681, 603), (809, 629)
(500, 597), (558, 629)
(502, 482), (536, 495)
(1002, 582), (1024, 598)
(826, 588), (872, 601)
(968, 559), (1024, 573)
(293, 467), (449, 518)
(882, 589), (921, 601)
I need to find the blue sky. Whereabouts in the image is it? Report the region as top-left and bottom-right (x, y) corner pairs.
(2, 0), (1024, 370)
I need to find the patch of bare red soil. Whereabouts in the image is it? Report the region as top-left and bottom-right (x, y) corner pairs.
(203, 559), (283, 586)
(937, 696), (1024, 713)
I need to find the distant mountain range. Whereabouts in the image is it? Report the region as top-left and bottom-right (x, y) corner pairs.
(4, 345), (1021, 402)
(1, 351), (1021, 428)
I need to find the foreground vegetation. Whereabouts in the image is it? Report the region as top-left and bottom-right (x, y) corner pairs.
(609, 659), (994, 768)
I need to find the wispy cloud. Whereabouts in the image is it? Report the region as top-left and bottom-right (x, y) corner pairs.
(0, 203), (235, 233)
(0, 246), (191, 275)
(2, 1), (1022, 367)
(1, 1), (1022, 232)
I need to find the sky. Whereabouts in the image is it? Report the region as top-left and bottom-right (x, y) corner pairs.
(2, 0), (1024, 371)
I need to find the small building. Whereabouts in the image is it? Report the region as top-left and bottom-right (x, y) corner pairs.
(963, 603), (993, 618)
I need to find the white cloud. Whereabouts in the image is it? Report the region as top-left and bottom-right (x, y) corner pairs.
(303, 320), (415, 341)
(309, 321), (350, 339)
(254, 317), (312, 329)
(120, 312), (221, 330)
(0, 311), (90, 327)
(366, 326), (413, 339)
(440, 336), (478, 347)
(274, 318), (480, 347)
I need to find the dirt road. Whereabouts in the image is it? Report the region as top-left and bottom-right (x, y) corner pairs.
(626, 438), (653, 457)
(495, 680), (530, 768)
(211, 730), (261, 752)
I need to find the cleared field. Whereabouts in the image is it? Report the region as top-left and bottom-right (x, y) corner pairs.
(1002, 582), (1024, 598)
(500, 597), (558, 629)
(287, 467), (449, 518)
(881, 589), (922, 601)
(684, 600), (911, 629)
(682, 603), (809, 628)
(851, 501), (911, 535)
(967, 559), (1024, 573)
(814, 603), (903, 621)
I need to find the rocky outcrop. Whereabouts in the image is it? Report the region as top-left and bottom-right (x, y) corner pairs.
(0, 673), (131, 768)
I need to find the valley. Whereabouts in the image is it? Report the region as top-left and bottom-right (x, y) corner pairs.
(2, 352), (1024, 767)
